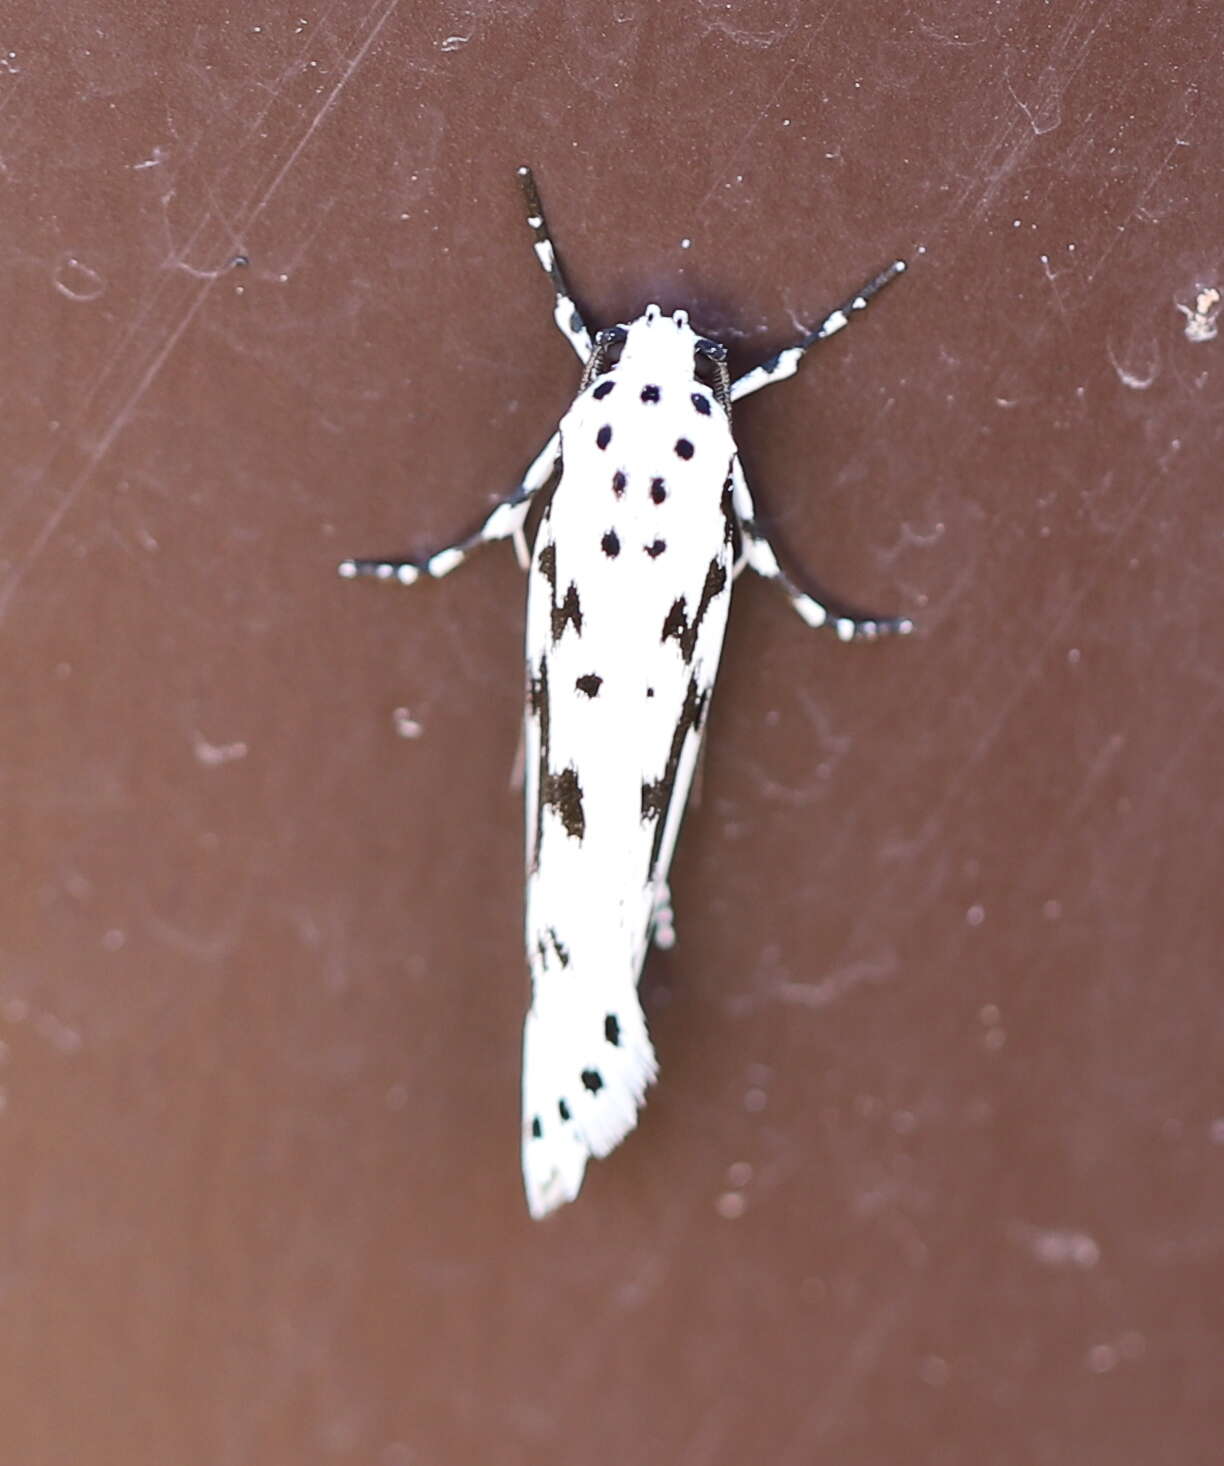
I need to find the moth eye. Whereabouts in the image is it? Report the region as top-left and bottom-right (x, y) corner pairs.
(596, 325), (628, 366)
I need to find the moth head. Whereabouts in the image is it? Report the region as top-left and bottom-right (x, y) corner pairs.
(617, 303), (720, 383)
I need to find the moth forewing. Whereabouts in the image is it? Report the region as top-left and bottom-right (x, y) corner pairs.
(520, 309), (738, 1214)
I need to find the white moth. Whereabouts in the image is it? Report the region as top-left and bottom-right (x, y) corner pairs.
(340, 167), (912, 1218)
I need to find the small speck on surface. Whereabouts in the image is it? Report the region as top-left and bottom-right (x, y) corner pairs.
(715, 1190), (746, 1220)
(392, 707), (423, 739)
(918, 1357), (950, 1387)
(966, 903), (986, 927)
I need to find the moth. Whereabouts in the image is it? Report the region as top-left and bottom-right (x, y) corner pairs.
(340, 167), (912, 1218)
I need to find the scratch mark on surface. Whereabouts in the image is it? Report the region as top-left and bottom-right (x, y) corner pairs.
(776, 950), (898, 1009)
(0, 0), (401, 624)
(1106, 337), (1159, 390)
(1039, 254), (1070, 324)
(51, 254), (106, 302)
(131, 145), (168, 170)
(695, 3), (837, 214)
(778, 1300), (911, 1463)
(890, 465), (1166, 867)
(140, 880), (255, 963)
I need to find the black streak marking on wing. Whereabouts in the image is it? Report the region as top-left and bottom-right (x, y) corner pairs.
(661, 558), (728, 662)
(548, 927), (571, 968)
(641, 674), (710, 870)
(720, 478), (742, 557)
(529, 657), (552, 871)
(551, 583), (583, 642)
(542, 766), (585, 840)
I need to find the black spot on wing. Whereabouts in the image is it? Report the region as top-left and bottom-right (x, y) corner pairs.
(640, 384), (661, 403)
(691, 392), (712, 415)
(559, 1098), (571, 1122)
(596, 424), (612, 450)
(537, 540), (556, 591)
(661, 557), (728, 662)
(593, 379), (615, 399)
(645, 539), (667, 558)
(650, 477), (667, 504)
(542, 765), (585, 840)
(675, 438), (694, 460)
(575, 673), (603, 697)
(531, 1116), (543, 1139)
(604, 1014), (621, 1046)
(612, 470), (626, 497)
(581, 1069), (604, 1094)
(601, 530), (620, 558)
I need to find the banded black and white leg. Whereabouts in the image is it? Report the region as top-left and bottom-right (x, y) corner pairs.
(339, 430), (562, 584)
(340, 167), (592, 587)
(730, 457), (913, 642)
(730, 259), (906, 405)
(726, 258), (911, 639)
(517, 165), (593, 364)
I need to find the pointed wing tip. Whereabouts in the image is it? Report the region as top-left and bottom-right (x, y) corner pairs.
(524, 1146), (588, 1220)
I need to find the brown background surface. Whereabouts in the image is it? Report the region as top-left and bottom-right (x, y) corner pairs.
(2, 2), (1222, 1463)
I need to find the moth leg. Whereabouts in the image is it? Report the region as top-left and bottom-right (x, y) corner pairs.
(651, 883), (676, 951)
(730, 458), (913, 642)
(730, 259), (906, 404)
(339, 430), (561, 586)
(517, 166), (594, 364)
